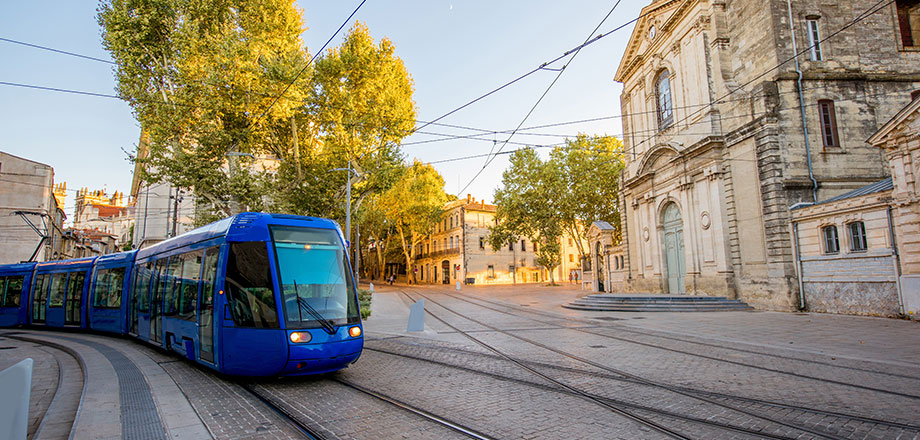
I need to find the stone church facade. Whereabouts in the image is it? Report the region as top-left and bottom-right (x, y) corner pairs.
(614, 0), (920, 309)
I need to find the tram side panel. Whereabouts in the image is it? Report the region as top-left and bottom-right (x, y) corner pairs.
(88, 252), (136, 335)
(0, 263), (35, 327)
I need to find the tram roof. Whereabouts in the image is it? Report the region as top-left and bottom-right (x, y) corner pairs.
(0, 262), (37, 274)
(35, 257), (97, 271)
(136, 212), (341, 260)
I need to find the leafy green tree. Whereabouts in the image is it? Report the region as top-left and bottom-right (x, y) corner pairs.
(99, 0), (311, 216)
(549, 134), (625, 261)
(379, 160), (449, 284)
(269, 22), (416, 222)
(489, 148), (563, 284)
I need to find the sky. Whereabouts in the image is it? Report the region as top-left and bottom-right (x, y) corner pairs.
(0, 0), (645, 215)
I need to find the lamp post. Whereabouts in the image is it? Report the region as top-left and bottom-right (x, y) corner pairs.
(331, 162), (361, 283)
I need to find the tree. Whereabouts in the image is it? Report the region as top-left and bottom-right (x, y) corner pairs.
(549, 135), (625, 263)
(379, 161), (449, 284)
(490, 136), (625, 284)
(270, 22), (416, 219)
(489, 148), (563, 285)
(99, 0), (311, 216)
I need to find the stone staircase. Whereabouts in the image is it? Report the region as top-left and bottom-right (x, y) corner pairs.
(564, 294), (754, 312)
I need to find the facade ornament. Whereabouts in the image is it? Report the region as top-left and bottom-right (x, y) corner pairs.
(643, 227), (650, 241)
(700, 211), (711, 230)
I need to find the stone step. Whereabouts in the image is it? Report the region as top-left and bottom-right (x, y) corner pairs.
(564, 294), (754, 312)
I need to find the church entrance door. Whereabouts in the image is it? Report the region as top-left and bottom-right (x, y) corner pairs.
(662, 203), (686, 294)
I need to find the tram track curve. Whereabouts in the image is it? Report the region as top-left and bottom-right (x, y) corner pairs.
(398, 288), (854, 440)
(441, 288), (920, 383)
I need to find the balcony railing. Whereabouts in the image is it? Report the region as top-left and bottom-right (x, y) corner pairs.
(414, 248), (461, 260)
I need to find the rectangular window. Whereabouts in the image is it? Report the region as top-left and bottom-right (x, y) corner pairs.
(509, 242), (514, 251)
(521, 240), (526, 251)
(806, 19), (823, 61)
(178, 251), (203, 321)
(897, 0), (920, 48)
(479, 236), (485, 250)
(0, 276), (24, 307)
(823, 225), (840, 254)
(93, 268), (125, 309)
(569, 254), (574, 263)
(227, 242), (279, 328)
(849, 222), (868, 252)
(568, 239), (573, 246)
(165, 257), (181, 315)
(818, 100), (840, 148)
(488, 265), (495, 279)
(49, 273), (68, 307)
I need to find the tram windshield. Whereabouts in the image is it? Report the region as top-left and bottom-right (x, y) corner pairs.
(271, 226), (360, 331)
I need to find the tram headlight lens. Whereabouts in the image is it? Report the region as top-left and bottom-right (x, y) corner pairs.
(289, 331), (311, 343)
(349, 326), (362, 338)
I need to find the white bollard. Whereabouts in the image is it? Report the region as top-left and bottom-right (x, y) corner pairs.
(407, 299), (425, 332)
(456, 280), (461, 291)
(369, 282), (374, 292)
(0, 358), (33, 440)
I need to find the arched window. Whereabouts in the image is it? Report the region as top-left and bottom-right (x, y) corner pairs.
(656, 70), (674, 129)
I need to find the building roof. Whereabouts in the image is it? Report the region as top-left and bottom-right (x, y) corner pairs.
(592, 221), (616, 230)
(798, 178), (893, 209)
(867, 95), (920, 147)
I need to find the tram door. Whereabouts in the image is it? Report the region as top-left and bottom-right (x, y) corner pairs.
(65, 272), (84, 326)
(31, 274), (48, 323)
(198, 247), (219, 364)
(150, 258), (166, 344)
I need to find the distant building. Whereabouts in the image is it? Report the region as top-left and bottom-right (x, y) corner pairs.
(60, 228), (118, 259)
(73, 188), (134, 250)
(409, 196), (582, 286)
(0, 151), (66, 263)
(131, 132), (196, 249)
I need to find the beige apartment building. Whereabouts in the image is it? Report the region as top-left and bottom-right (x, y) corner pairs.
(614, 0), (920, 310)
(413, 196), (563, 286)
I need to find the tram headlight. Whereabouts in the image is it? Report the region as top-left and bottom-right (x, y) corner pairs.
(348, 326), (362, 338)
(289, 331), (311, 343)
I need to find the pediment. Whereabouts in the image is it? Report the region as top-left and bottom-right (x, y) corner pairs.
(637, 144), (680, 176)
(614, 0), (692, 84)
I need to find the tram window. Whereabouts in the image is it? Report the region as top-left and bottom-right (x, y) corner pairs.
(93, 268), (125, 309)
(200, 247), (219, 311)
(49, 273), (68, 307)
(133, 263), (151, 312)
(1, 276), (24, 307)
(226, 242), (279, 328)
(178, 251), (203, 321)
(165, 257), (181, 315)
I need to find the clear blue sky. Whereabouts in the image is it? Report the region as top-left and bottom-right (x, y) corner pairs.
(0, 0), (644, 214)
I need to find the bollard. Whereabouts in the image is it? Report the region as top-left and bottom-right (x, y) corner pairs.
(407, 299), (425, 332)
(456, 280), (461, 291)
(369, 282), (374, 292)
(0, 358), (33, 440)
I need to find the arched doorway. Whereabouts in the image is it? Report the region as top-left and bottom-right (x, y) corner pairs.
(661, 203), (686, 294)
(595, 242), (605, 292)
(441, 260), (450, 284)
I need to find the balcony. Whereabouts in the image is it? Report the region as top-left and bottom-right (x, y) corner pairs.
(415, 248), (461, 260)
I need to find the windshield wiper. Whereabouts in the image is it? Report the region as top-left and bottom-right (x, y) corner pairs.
(293, 280), (336, 335)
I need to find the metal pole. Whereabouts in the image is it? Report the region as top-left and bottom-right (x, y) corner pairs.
(345, 161), (352, 250)
(355, 222), (360, 284)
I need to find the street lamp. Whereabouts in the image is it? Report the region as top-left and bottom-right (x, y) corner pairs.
(331, 163), (361, 283)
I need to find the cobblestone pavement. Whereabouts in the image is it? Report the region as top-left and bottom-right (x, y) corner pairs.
(4, 283), (919, 439)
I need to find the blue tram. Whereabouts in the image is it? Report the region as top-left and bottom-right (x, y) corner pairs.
(0, 212), (364, 376)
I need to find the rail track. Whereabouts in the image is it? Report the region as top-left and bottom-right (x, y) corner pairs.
(399, 287), (920, 440)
